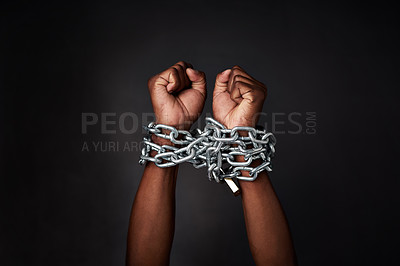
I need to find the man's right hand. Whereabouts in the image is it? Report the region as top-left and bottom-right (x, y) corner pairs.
(148, 61), (207, 130)
(212, 66), (266, 129)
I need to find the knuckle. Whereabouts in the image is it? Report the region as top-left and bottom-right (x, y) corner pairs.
(175, 61), (188, 69)
(169, 67), (179, 75)
(231, 67), (243, 78)
(174, 65), (184, 73)
(172, 65), (182, 72)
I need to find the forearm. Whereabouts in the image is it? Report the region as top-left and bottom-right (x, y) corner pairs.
(240, 170), (297, 266)
(126, 61), (205, 265)
(126, 162), (178, 266)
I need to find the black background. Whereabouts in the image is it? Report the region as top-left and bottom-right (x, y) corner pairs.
(1, 0), (399, 265)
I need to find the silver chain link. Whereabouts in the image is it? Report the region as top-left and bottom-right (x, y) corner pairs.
(139, 118), (276, 183)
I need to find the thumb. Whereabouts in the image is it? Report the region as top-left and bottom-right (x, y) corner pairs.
(213, 69), (231, 97)
(186, 68), (207, 96)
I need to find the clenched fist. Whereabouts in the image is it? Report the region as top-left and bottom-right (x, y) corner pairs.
(213, 66), (266, 129)
(148, 61), (207, 130)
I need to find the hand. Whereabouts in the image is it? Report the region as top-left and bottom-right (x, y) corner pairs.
(213, 66), (266, 129)
(148, 61), (207, 130)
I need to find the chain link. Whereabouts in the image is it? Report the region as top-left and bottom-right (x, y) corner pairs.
(139, 117), (276, 185)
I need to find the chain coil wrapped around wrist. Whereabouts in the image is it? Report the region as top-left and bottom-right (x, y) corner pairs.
(139, 117), (276, 193)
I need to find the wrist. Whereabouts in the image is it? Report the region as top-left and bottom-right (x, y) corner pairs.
(146, 135), (178, 170)
(151, 134), (175, 146)
(234, 155), (263, 177)
(222, 114), (261, 129)
(155, 118), (193, 131)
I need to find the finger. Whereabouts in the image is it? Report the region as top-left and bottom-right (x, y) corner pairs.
(213, 69), (232, 98)
(231, 65), (253, 79)
(186, 68), (207, 98)
(232, 75), (267, 94)
(230, 80), (265, 108)
(147, 69), (178, 113)
(174, 61), (191, 89)
(149, 68), (178, 92)
(158, 67), (182, 93)
(228, 65), (264, 91)
(176, 61), (193, 69)
(169, 66), (186, 92)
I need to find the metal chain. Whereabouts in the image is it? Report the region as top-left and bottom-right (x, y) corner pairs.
(139, 118), (276, 194)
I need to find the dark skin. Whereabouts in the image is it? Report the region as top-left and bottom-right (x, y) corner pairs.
(126, 62), (296, 266)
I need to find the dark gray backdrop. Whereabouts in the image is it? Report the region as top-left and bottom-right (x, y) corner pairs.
(1, 0), (399, 265)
